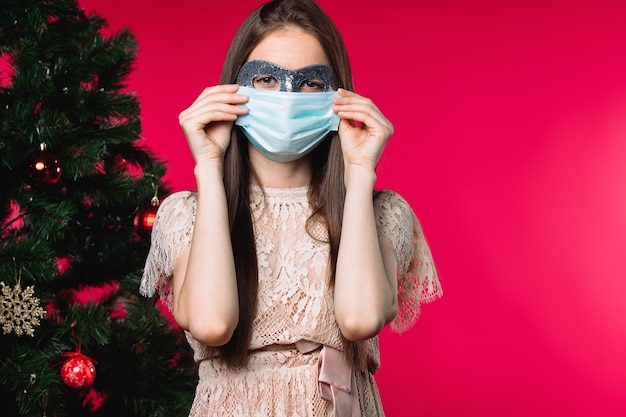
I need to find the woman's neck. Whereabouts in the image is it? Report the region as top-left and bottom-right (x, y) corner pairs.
(248, 144), (312, 188)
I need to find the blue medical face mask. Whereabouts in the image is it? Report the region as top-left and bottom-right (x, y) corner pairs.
(234, 86), (340, 163)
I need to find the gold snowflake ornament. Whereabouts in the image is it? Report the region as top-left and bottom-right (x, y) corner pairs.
(0, 281), (45, 337)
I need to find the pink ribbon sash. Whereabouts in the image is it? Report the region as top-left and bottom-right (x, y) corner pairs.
(295, 340), (361, 417)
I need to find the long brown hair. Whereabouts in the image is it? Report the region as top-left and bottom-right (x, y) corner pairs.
(218, 0), (367, 371)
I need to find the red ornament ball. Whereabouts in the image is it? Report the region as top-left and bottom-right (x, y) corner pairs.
(134, 204), (159, 239)
(26, 146), (62, 186)
(60, 354), (96, 389)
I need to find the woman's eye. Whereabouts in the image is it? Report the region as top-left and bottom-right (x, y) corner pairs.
(252, 75), (280, 90)
(299, 80), (325, 92)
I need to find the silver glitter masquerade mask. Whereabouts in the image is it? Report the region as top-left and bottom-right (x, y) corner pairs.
(235, 60), (339, 92)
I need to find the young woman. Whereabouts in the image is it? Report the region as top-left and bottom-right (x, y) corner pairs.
(141, 0), (442, 415)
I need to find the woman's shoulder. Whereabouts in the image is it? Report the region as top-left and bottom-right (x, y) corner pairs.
(374, 189), (443, 332)
(140, 191), (198, 299)
(374, 188), (409, 202)
(157, 191), (197, 216)
(160, 190), (197, 208)
(373, 189), (414, 218)
(152, 190), (198, 234)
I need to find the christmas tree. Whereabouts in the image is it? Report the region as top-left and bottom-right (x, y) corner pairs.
(0, 1), (196, 416)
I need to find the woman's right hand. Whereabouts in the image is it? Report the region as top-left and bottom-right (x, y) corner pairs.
(178, 84), (248, 164)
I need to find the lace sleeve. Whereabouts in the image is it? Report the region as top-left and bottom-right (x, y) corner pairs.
(374, 190), (442, 333)
(139, 191), (197, 308)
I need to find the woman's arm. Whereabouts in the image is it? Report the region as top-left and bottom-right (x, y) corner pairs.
(332, 89), (398, 341)
(172, 85), (248, 346)
(334, 166), (398, 341)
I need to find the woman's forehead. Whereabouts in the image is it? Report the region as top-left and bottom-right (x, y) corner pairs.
(247, 28), (329, 68)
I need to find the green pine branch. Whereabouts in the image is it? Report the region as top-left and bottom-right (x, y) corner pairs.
(1, 1), (195, 416)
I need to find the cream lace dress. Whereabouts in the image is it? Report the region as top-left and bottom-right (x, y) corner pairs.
(140, 185), (441, 417)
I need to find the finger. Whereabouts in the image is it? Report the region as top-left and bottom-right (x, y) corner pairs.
(182, 101), (249, 120)
(333, 93), (387, 123)
(333, 97), (392, 133)
(333, 93), (378, 112)
(338, 118), (363, 135)
(180, 104), (244, 127)
(189, 91), (249, 112)
(335, 88), (359, 98)
(194, 84), (241, 101)
(179, 108), (248, 135)
(335, 107), (390, 132)
(187, 88), (247, 120)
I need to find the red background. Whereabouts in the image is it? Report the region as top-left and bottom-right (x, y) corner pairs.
(80, 1), (626, 415)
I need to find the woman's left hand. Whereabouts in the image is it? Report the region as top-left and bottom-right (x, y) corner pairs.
(333, 88), (394, 172)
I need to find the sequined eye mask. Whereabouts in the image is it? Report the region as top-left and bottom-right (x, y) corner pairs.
(236, 60), (338, 92)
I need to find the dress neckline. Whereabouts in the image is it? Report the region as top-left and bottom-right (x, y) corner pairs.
(250, 184), (309, 198)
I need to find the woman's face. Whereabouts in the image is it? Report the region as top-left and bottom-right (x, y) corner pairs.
(243, 28), (334, 92)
